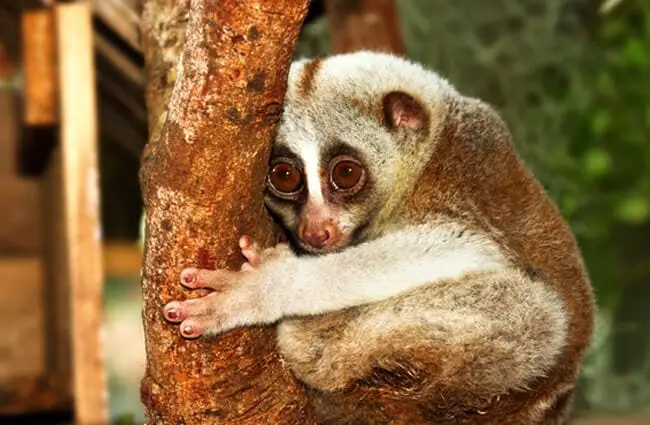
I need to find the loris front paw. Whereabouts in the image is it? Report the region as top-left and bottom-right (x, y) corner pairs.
(163, 235), (293, 339)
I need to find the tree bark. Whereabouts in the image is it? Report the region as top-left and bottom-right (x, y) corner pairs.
(324, 0), (405, 54)
(139, 1), (314, 424)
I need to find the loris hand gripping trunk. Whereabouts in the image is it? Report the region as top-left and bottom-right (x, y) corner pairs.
(163, 52), (595, 425)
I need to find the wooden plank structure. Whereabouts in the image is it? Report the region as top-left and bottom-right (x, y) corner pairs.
(54, 4), (106, 423)
(0, 2), (107, 424)
(22, 9), (57, 127)
(0, 8), (59, 416)
(324, 0), (405, 54)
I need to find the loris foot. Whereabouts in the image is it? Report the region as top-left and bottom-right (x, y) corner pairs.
(163, 235), (293, 338)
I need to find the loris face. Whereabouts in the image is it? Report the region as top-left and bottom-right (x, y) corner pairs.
(263, 53), (451, 254)
(264, 139), (380, 254)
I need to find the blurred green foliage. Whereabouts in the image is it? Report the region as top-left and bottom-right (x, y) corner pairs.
(297, 0), (650, 416)
(564, 1), (650, 414)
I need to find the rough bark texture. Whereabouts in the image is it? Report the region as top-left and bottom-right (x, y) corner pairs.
(141, 0), (189, 146)
(139, 1), (314, 424)
(325, 0), (405, 54)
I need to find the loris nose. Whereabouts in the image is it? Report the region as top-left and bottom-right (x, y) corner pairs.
(303, 228), (331, 248)
(299, 220), (338, 249)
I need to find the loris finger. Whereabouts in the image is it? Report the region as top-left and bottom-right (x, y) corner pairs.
(178, 318), (206, 339)
(239, 235), (262, 268)
(163, 293), (219, 324)
(240, 263), (255, 272)
(180, 267), (237, 290)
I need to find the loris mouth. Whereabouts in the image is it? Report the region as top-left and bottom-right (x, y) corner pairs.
(294, 235), (351, 256)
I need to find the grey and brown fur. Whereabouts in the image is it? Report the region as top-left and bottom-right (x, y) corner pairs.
(164, 52), (595, 424)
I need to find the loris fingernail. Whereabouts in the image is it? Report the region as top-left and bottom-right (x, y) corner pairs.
(239, 235), (251, 248)
(167, 309), (178, 319)
(182, 272), (195, 284)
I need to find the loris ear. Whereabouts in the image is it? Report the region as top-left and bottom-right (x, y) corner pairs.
(382, 91), (428, 132)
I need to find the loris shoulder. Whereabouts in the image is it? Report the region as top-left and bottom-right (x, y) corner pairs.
(163, 51), (595, 425)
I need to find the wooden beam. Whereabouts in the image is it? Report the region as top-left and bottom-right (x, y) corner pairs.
(0, 176), (42, 255)
(0, 258), (44, 387)
(0, 91), (42, 254)
(103, 241), (142, 277)
(92, 0), (141, 51)
(324, 0), (405, 54)
(0, 41), (15, 84)
(99, 96), (147, 158)
(54, 2), (107, 424)
(94, 33), (144, 87)
(0, 4), (34, 63)
(0, 90), (17, 175)
(22, 9), (57, 126)
(97, 71), (147, 124)
(41, 145), (80, 420)
(18, 8), (58, 177)
(0, 257), (70, 415)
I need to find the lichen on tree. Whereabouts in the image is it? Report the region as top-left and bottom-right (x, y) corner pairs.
(138, 0), (313, 423)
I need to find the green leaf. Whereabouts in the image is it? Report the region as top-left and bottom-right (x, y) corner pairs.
(583, 148), (612, 178)
(595, 72), (615, 97)
(644, 104), (650, 128)
(560, 194), (579, 217)
(590, 109), (612, 137)
(615, 196), (650, 224)
(623, 37), (650, 68)
(602, 18), (625, 40)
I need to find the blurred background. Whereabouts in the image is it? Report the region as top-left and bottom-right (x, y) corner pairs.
(0, 0), (648, 424)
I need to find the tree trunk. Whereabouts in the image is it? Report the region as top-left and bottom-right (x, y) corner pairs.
(138, 1), (314, 424)
(324, 0), (405, 54)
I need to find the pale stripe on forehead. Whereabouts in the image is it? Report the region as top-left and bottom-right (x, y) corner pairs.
(281, 138), (325, 205)
(279, 109), (326, 206)
(298, 140), (325, 205)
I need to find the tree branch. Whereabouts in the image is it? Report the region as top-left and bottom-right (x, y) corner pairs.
(324, 0), (405, 54)
(139, 0), (313, 423)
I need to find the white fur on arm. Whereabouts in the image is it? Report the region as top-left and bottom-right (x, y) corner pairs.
(260, 222), (508, 319)
(276, 266), (569, 394)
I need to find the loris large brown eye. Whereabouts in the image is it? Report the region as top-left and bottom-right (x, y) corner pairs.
(330, 157), (365, 193)
(268, 160), (303, 198)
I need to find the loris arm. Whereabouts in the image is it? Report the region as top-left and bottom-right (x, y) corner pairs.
(163, 220), (508, 338)
(164, 220), (570, 403)
(278, 265), (570, 400)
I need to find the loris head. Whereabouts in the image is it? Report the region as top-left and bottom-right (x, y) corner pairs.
(264, 51), (457, 254)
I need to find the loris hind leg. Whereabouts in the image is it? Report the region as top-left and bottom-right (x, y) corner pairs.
(277, 268), (568, 404)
